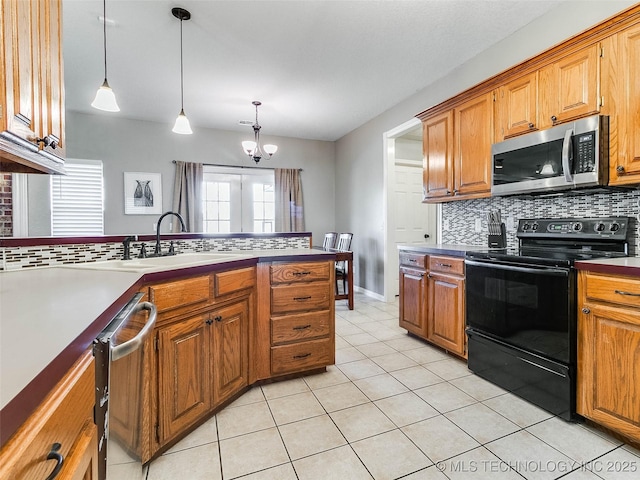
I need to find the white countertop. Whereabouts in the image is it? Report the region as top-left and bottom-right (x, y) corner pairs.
(0, 248), (333, 412)
(575, 255), (640, 276)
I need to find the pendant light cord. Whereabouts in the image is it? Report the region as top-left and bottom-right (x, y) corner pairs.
(102, 0), (108, 80)
(179, 16), (184, 110)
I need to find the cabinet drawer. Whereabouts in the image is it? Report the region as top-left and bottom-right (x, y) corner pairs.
(271, 310), (331, 345)
(429, 255), (464, 276)
(149, 275), (211, 313)
(271, 283), (331, 314)
(271, 338), (333, 375)
(399, 252), (427, 269)
(270, 262), (330, 284)
(585, 273), (640, 309)
(0, 353), (94, 479)
(214, 267), (256, 297)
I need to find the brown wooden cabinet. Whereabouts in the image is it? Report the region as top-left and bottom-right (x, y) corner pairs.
(577, 270), (640, 444)
(605, 24), (640, 185)
(496, 72), (538, 139)
(0, 352), (97, 480)
(0, 0), (66, 171)
(421, 93), (493, 202)
(539, 45), (601, 130)
(399, 251), (467, 358)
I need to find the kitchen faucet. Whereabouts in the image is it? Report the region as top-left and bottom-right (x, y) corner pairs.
(122, 235), (138, 260)
(154, 211), (187, 256)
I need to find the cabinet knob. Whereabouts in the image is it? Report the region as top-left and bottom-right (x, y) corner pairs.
(551, 115), (557, 123)
(528, 123), (535, 129)
(581, 307), (590, 314)
(214, 315), (223, 322)
(205, 318), (214, 325)
(453, 189), (459, 194)
(616, 165), (625, 174)
(45, 443), (64, 480)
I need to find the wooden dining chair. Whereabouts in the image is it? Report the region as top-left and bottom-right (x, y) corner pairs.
(335, 233), (353, 295)
(323, 232), (338, 249)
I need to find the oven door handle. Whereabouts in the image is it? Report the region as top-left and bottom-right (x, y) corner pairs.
(465, 259), (569, 276)
(111, 302), (157, 361)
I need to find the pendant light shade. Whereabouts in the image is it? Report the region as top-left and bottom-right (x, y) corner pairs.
(172, 7), (192, 135)
(92, 0), (119, 112)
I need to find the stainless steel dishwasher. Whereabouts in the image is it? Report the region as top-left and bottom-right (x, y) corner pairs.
(94, 293), (157, 480)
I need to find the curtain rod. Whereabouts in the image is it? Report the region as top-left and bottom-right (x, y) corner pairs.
(172, 160), (302, 172)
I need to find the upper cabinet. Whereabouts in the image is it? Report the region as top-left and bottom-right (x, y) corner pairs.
(496, 72), (538, 139)
(0, 0), (65, 174)
(538, 44), (601, 129)
(603, 24), (640, 185)
(421, 93), (493, 202)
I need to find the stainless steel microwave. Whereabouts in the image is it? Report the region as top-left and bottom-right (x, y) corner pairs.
(492, 115), (609, 196)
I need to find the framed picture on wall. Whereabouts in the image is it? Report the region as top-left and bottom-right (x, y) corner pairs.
(124, 172), (162, 214)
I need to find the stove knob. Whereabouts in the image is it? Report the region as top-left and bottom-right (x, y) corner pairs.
(532, 223), (539, 231)
(595, 222), (606, 232)
(573, 222), (583, 232)
(610, 222), (620, 232)
(522, 224), (530, 231)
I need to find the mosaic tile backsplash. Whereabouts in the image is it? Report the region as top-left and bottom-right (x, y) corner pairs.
(441, 189), (640, 254)
(0, 235), (310, 270)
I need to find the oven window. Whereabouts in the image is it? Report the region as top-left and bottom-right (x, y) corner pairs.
(466, 262), (572, 362)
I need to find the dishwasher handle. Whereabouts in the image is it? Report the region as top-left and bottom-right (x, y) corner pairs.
(111, 302), (157, 361)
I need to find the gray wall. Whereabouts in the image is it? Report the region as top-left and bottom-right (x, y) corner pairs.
(335, 0), (637, 296)
(60, 112), (336, 240)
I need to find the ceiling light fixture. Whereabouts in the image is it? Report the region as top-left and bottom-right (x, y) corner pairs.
(91, 0), (120, 112)
(242, 101), (277, 163)
(171, 7), (193, 135)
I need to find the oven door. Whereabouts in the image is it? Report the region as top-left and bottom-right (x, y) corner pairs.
(465, 259), (574, 364)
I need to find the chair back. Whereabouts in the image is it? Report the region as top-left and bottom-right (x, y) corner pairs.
(336, 233), (353, 251)
(323, 232), (338, 249)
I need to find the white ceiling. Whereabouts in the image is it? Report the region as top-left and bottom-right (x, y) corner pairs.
(62, 0), (565, 142)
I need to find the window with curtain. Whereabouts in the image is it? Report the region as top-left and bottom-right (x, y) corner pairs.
(51, 159), (104, 235)
(202, 166), (274, 233)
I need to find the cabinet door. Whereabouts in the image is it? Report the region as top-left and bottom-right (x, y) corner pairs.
(58, 422), (99, 480)
(399, 267), (427, 336)
(577, 303), (640, 443)
(212, 301), (248, 406)
(454, 93), (493, 196)
(427, 273), (465, 356)
(157, 313), (212, 444)
(498, 72), (538, 139)
(611, 24), (640, 183)
(539, 45), (600, 129)
(422, 110), (454, 200)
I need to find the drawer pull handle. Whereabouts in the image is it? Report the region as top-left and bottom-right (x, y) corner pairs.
(615, 289), (640, 297)
(293, 353), (311, 359)
(408, 259), (417, 263)
(45, 443), (64, 480)
(436, 263), (452, 268)
(293, 324), (312, 330)
(293, 271), (312, 276)
(293, 296), (312, 301)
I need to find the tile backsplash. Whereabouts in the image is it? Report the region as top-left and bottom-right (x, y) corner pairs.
(441, 189), (640, 254)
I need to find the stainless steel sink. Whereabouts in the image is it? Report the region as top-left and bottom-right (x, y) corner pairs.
(65, 252), (250, 272)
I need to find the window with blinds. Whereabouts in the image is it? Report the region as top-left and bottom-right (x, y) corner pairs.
(51, 159), (104, 236)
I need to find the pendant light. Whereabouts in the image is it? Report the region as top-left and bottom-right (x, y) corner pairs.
(172, 7), (193, 135)
(242, 101), (277, 163)
(91, 0), (120, 112)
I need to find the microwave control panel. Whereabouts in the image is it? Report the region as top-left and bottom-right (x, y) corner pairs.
(574, 131), (596, 173)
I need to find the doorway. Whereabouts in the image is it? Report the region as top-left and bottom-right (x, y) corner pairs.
(383, 118), (439, 302)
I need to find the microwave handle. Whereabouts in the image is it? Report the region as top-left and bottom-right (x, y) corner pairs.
(562, 128), (574, 183)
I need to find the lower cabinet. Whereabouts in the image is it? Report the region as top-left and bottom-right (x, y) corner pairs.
(0, 352), (98, 480)
(399, 251), (467, 358)
(577, 270), (640, 444)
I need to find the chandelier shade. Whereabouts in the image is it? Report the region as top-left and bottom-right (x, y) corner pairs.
(91, 0), (120, 112)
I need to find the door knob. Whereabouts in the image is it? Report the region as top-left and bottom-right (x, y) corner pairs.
(424, 234), (430, 239)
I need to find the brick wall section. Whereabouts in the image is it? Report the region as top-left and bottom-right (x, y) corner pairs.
(0, 174), (12, 237)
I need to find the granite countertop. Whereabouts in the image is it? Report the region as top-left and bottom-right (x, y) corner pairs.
(575, 256), (640, 277)
(397, 243), (491, 258)
(0, 248), (335, 446)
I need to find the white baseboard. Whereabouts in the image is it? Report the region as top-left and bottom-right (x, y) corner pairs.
(353, 285), (385, 302)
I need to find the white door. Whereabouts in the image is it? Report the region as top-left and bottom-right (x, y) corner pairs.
(390, 164), (436, 296)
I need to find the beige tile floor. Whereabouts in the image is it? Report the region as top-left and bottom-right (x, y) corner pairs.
(126, 293), (639, 479)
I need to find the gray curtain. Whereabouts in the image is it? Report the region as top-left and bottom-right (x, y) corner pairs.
(171, 161), (203, 232)
(275, 168), (304, 232)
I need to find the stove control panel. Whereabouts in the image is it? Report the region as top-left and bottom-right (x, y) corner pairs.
(517, 217), (631, 239)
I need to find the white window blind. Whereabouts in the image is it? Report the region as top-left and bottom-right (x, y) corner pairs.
(51, 159), (104, 235)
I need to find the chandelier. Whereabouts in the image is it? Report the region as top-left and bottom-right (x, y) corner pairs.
(241, 101), (277, 163)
